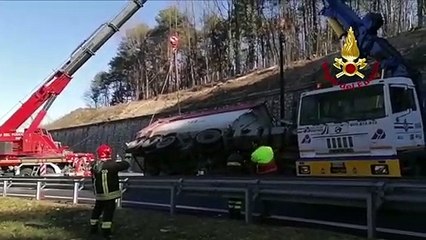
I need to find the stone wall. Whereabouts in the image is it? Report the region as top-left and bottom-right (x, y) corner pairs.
(50, 91), (299, 156)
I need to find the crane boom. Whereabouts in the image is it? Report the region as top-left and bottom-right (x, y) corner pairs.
(320, 0), (420, 80)
(61, 0), (144, 77)
(319, 0), (425, 134)
(0, 0), (146, 133)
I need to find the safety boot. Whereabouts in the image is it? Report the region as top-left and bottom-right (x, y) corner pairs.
(90, 225), (99, 235)
(102, 228), (112, 240)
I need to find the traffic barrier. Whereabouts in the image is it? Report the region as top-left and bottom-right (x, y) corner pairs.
(1, 176), (426, 239)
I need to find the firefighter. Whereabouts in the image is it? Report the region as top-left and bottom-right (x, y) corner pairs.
(250, 141), (278, 218)
(250, 141), (278, 175)
(226, 150), (245, 219)
(89, 144), (130, 239)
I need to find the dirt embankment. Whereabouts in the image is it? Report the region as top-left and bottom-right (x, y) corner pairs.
(46, 28), (426, 130)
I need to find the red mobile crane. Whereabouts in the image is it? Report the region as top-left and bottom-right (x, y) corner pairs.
(0, 0), (146, 177)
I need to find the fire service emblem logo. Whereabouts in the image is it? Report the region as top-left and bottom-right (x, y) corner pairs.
(322, 27), (380, 90)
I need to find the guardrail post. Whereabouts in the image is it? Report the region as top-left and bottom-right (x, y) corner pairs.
(2, 180), (8, 197)
(169, 185), (177, 216)
(117, 182), (123, 208)
(244, 188), (253, 224)
(366, 192), (377, 239)
(78, 178), (85, 191)
(36, 181), (42, 200)
(117, 182), (124, 208)
(72, 180), (80, 205)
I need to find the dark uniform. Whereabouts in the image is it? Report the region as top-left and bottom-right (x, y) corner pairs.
(90, 145), (130, 239)
(226, 151), (245, 219)
(250, 144), (278, 218)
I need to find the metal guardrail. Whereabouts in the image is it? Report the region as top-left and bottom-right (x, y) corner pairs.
(0, 177), (128, 207)
(1, 176), (426, 239)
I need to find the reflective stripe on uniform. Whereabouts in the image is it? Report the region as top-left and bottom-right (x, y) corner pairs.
(228, 204), (242, 209)
(228, 199), (242, 209)
(90, 219), (99, 225)
(227, 162), (242, 166)
(92, 161), (102, 195)
(101, 221), (112, 229)
(101, 170), (109, 194)
(93, 178), (97, 194)
(95, 190), (121, 201)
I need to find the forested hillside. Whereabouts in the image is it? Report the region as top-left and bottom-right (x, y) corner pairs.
(83, 0), (425, 108)
(46, 0), (425, 130)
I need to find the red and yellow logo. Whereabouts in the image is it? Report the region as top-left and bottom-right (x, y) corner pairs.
(322, 27), (380, 90)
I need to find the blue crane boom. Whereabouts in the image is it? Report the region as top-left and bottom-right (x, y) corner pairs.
(320, 0), (425, 116)
(319, 0), (421, 81)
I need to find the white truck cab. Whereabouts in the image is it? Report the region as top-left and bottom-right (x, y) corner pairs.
(296, 77), (425, 177)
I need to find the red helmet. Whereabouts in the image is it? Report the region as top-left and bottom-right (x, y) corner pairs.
(97, 144), (112, 160)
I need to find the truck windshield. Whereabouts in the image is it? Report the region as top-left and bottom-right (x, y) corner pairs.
(299, 84), (385, 125)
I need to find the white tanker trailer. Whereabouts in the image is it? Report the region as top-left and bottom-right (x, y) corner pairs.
(125, 103), (293, 176)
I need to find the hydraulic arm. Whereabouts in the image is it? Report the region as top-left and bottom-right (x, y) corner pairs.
(320, 0), (425, 137)
(0, 0), (146, 134)
(320, 0), (420, 80)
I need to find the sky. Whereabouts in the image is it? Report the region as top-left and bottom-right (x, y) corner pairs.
(0, 0), (171, 128)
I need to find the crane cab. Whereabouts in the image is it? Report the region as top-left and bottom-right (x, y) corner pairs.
(295, 77), (425, 177)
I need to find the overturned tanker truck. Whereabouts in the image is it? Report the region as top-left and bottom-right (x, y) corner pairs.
(125, 103), (297, 176)
(124, 0), (426, 178)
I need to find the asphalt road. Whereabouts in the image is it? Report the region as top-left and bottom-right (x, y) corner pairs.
(2, 184), (425, 240)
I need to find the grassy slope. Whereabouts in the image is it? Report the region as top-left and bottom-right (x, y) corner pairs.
(0, 197), (366, 240)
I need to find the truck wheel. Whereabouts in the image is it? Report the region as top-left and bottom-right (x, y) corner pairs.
(20, 167), (33, 176)
(126, 138), (143, 151)
(195, 129), (222, 145)
(156, 134), (178, 150)
(141, 135), (162, 150)
(135, 137), (147, 149)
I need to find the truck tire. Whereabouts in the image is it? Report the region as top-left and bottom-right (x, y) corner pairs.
(195, 129), (222, 145)
(156, 133), (178, 150)
(127, 138), (145, 151)
(141, 135), (162, 151)
(135, 137), (147, 148)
